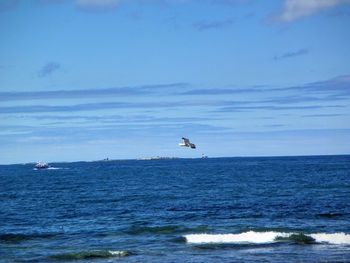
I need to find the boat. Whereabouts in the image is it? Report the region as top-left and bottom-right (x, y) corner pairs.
(35, 161), (49, 169)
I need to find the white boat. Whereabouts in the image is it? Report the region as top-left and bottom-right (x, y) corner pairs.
(35, 161), (49, 169)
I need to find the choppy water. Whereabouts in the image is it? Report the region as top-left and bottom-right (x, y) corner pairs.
(1, 156), (350, 262)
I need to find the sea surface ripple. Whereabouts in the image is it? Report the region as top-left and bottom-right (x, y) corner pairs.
(1, 156), (350, 262)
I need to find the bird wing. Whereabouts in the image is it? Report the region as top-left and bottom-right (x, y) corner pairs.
(182, 137), (190, 144)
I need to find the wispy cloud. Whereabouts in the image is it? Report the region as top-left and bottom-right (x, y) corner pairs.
(0, 83), (187, 102)
(274, 48), (309, 60)
(281, 75), (350, 95)
(181, 74), (350, 98)
(274, 0), (350, 22)
(301, 113), (345, 118)
(216, 105), (341, 113)
(180, 87), (266, 95)
(2, 75), (348, 116)
(194, 18), (235, 31)
(1, 98), (344, 115)
(38, 62), (61, 77)
(260, 94), (347, 104)
(263, 124), (285, 128)
(1, 75), (349, 120)
(16, 114), (218, 125)
(0, 100), (229, 114)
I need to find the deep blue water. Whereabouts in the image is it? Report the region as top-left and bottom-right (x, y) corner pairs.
(1, 156), (350, 262)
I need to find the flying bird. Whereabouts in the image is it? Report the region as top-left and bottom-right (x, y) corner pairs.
(179, 137), (196, 149)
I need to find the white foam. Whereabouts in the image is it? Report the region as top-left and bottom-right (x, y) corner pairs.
(311, 233), (350, 245)
(184, 231), (350, 245)
(185, 231), (289, 244)
(34, 167), (61, 170)
(108, 250), (129, 256)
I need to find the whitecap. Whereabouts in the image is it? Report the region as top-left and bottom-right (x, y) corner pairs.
(108, 250), (130, 256)
(185, 231), (289, 244)
(184, 231), (350, 245)
(311, 233), (350, 245)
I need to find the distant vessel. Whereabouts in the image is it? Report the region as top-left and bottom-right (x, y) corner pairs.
(35, 161), (49, 169)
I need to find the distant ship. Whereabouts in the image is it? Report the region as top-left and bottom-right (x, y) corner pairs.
(35, 161), (49, 169)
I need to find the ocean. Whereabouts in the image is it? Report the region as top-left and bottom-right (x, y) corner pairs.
(1, 156), (350, 262)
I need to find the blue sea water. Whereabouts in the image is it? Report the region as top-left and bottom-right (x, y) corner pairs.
(1, 156), (350, 262)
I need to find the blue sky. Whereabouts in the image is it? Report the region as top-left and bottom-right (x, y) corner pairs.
(0, 0), (349, 164)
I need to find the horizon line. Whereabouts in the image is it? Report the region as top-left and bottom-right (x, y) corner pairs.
(1, 153), (349, 166)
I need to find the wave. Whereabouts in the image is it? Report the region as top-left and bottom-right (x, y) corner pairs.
(33, 167), (62, 171)
(311, 233), (350, 245)
(50, 250), (131, 260)
(184, 231), (350, 245)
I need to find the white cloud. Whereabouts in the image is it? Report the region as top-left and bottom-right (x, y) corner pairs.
(277, 0), (350, 22)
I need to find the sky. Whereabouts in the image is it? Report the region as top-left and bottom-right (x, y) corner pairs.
(0, 0), (350, 164)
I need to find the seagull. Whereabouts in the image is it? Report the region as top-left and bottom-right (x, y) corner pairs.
(179, 137), (196, 149)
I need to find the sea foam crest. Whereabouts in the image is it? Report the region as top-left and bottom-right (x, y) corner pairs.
(185, 231), (287, 244)
(311, 233), (350, 245)
(184, 231), (350, 245)
(108, 250), (130, 256)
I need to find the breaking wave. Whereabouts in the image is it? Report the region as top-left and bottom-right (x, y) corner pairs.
(184, 231), (350, 245)
(33, 167), (62, 170)
(311, 233), (350, 245)
(50, 250), (131, 260)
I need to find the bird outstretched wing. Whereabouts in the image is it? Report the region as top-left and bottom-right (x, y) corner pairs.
(182, 137), (190, 145)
